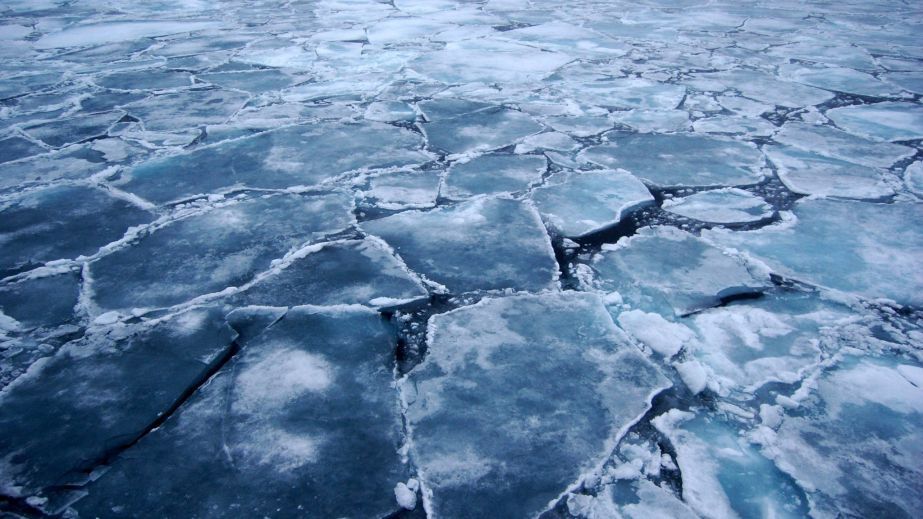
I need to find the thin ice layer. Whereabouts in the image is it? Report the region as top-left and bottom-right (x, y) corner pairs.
(116, 122), (429, 204)
(531, 169), (654, 238)
(662, 188), (772, 224)
(580, 134), (764, 187)
(89, 192), (354, 310)
(703, 199), (923, 306)
(73, 306), (409, 518)
(764, 355), (923, 518)
(592, 227), (769, 317)
(235, 239), (427, 308)
(402, 293), (669, 518)
(361, 197), (558, 294)
(0, 306), (235, 499)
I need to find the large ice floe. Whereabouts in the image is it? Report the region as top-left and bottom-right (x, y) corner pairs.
(1, 0), (922, 517)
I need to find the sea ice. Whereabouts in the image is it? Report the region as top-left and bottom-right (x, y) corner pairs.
(0, 185), (154, 276)
(764, 145), (894, 200)
(704, 199), (923, 306)
(772, 121), (915, 169)
(442, 154), (546, 199)
(401, 292), (669, 518)
(580, 134), (764, 187)
(826, 102), (923, 142)
(531, 169), (654, 238)
(361, 197), (557, 293)
(662, 188), (772, 224)
(114, 121), (428, 204)
(88, 192), (354, 311)
(422, 107), (543, 155)
(0, 306), (235, 499)
(235, 239), (427, 309)
(72, 305), (409, 518)
(764, 355), (923, 518)
(591, 227), (769, 317)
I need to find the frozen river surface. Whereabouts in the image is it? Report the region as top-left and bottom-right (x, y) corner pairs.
(0, 0), (922, 517)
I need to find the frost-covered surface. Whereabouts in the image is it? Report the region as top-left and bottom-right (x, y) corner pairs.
(1, 0), (922, 517)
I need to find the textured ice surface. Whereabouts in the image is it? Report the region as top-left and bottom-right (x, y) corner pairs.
(653, 410), (810, 518)
(773, 121), (915, 169)
(581, 134), (764, 187)
(0, 185), (154, 275)
(592, 227), (769, 317)
(764, 355), (923, 518)
(89, 193), (355, 311)
(235, 239), (427, 309)
(361, 197), (557, 294)
(422, 107), (543, 155)
(531, 169), (654, 237)
(0, 306), (234, 497)
(764, 145), (894, 199)
(826, 102), (923, 142)
(2, 1), (922, 516)
(401, 293), (669, 518)
(705, 199), (923, 306)
(442, 154), (546, 199)
(663, 188), (772, 224)
(116, 122), (429, 204)
(74, 306), (409, 518)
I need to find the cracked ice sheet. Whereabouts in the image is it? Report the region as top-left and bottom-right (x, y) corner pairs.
(703, 199), (923, 307)
(72, 305), (409, 518)
(442, 154), (546, 199)
(361, 197), (558, 294)
(580, 133), (765, 188)
(662, 188), (772, 224)
(422, 107), (543, 156)
(0, 185), (155, 276)
(760, 354), (923, 518)
(531, 169), (654, 238)
(115, 121), (430, 205)
(88, 192), (355, 312)
(233, 238), (427, 309)
(0, 306), (234, 503)
(763, 145), (894, 200)
(401, 292), (669, 518)
(826, 102), (923, 142)
(591, 227), (770, 318)
(653, 409), (811, 519)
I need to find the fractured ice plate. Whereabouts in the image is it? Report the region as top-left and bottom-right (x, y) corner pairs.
(401, 292), (669, 517)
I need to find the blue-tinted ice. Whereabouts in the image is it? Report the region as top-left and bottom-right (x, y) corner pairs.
(1, 0), (921, 516)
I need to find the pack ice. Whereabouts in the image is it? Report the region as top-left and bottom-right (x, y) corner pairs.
(1, 0), (922, 516)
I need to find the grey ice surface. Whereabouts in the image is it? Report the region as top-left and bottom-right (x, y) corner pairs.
(1, 0), (922, 517)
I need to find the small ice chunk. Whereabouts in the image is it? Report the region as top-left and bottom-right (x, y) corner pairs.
(581, 133), (764, 187)
(663, 188), (772, 224)
(394, 482), (417, 510)
(364, 101), (416, 123)
(617, 310), (694, 358)
(674, 360), (708, 394)
(531, 169), (654, 238)
(610, 109), (690, 133)
(906, 161), (923, 196)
